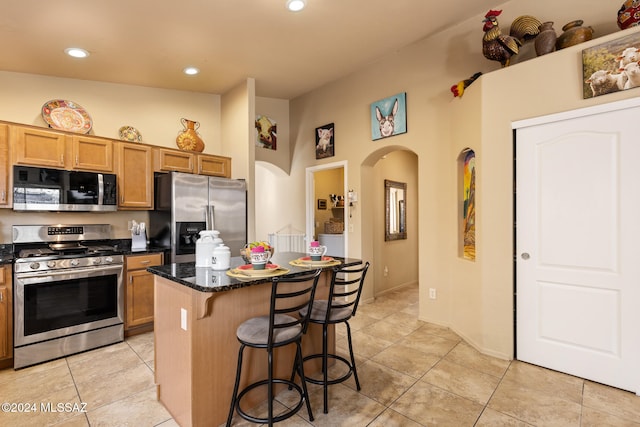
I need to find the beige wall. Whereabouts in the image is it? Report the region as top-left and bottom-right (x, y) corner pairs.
(0, 71), (222, 243)
(0, 71), (221, 153)
(0, 71), (237, 242)
(288, 2), (640, 359)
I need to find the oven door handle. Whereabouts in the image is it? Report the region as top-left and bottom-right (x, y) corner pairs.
(15, 264), (123, 279)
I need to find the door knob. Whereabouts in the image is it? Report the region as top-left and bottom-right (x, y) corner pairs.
(521, 252), (530, 260)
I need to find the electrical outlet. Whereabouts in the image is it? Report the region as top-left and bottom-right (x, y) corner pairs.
(383, 266), (388, 276)
(181, 308), (188, 330)
(429, 288), (437, 299)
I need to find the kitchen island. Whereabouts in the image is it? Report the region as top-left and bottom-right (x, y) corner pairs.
(148, 252), (362, 427)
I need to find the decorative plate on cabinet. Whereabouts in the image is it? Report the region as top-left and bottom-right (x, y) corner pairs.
(119, 125), (143, 142)
(41, 99), (92, 133)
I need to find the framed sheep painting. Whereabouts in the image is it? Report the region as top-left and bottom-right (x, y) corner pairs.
(370, 92), (407, 141)
(315, 123), (335, 159)
(582, 32), (640, 99)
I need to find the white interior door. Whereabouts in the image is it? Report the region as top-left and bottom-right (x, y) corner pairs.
(516, 101), (640, 393)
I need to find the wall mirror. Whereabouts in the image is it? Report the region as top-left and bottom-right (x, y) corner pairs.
(385, 179), (407, 241)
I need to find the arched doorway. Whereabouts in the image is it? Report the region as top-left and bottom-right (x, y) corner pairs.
(361, 147), (419, 301)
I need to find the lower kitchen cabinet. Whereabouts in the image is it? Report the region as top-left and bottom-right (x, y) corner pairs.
(125, 253), (163, 335)
(0, 265), (12, 367)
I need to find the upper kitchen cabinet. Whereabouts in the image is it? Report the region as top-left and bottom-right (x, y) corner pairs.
(197, 154), (231, 177)
(116, 142), (153, 210)
(10, 125), (114, 172)
(153, 146), (231, 178)
(0, 124), (9, 207)
(70, 135), (114, 172)
(153, 147), (195, 173)
(12, 125), (67, 168)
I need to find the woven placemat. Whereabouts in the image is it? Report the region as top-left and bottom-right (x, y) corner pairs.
(226, 267), (290, 279)
(289, 258), (341, 268)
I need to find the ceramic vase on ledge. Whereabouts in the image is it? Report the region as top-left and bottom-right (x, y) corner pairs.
(618, 0), (640, 30)
(535, 22), (557, 56)
(176, 118), (205, 152)
(556, 20), (593, 50)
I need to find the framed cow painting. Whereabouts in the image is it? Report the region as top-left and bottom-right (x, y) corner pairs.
(255, 115), (277, 150)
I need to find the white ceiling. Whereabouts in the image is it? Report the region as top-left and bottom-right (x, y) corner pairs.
(0, 0), (502, 99)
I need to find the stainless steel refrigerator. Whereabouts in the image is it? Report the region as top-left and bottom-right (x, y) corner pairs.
(149, 172), (247, 264)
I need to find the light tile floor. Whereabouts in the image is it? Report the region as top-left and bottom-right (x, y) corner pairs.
(1, 284), (639, 426)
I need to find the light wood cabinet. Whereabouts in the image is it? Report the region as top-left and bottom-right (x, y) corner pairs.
(154, 148), (194, 173)
(0, 124), (9, 206)
(154, 147), (231, 178)
(0, 265), (12, 364)
(197, 154), (231, 177)
(70, 135), (114, 172)
(11, 125), (115, 173)
(116, 142), (153, 209)
(125, 253), (163, 333)
(12, 126), (67, 168)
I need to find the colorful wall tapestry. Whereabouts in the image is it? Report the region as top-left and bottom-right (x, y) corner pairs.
(463, 150), (476, 260)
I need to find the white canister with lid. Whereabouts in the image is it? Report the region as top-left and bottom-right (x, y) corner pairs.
(195, 230), (217, 267)
(210, 230), (223, 247)
(212, 244), (231, 270)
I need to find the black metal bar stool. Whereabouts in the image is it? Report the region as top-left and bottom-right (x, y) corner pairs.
(226, 268), (321, 426)
(298, 261), (370, 413)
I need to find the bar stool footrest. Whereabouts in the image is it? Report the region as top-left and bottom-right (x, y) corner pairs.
(302, 353), (354, 386)
(235, 378), (306, 424)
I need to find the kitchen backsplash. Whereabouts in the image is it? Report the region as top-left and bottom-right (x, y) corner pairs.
(0, 210), (149, 243)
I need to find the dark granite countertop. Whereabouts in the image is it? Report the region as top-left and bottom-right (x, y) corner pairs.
(122, 247), (168, 256)
(147, 251), (363, 293)
(113, 240), (168, 256)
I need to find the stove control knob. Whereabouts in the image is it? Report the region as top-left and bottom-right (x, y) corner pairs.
(104, 256), (113, 264)
(47, 261), (56, 268)
(29, 262), (40, 270)
(70, 259), (80, 267)
(93, 258), (102, 265)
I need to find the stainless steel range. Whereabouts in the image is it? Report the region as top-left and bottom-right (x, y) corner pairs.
(12, 224), (124, 369)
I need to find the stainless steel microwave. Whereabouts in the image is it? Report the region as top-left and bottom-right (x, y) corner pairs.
(13, 165), (117, 212)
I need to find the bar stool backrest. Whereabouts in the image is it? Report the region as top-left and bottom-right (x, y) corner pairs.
(268, 268), (322, 348)
(325, 261), (370, 323)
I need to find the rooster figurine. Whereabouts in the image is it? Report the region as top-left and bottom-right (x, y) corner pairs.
(451, 72), (482, 98)
(482, 9), (521, 67)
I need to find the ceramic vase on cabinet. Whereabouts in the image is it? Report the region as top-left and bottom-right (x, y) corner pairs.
(176, 118), (205, 152)
(535, 22), (557, 56)
(556, 20), (593, 50)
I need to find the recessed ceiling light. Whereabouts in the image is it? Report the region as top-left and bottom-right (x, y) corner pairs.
(64, 48), (89, 58)
(286, 0), (306, 12)
(183, 67), (200, 75)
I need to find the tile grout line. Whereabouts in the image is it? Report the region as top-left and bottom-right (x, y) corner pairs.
(65, 357), (92, 426)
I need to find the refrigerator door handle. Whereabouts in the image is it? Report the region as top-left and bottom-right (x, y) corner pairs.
(204, 205), (215, 230)
(210, 204), (216, 230)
